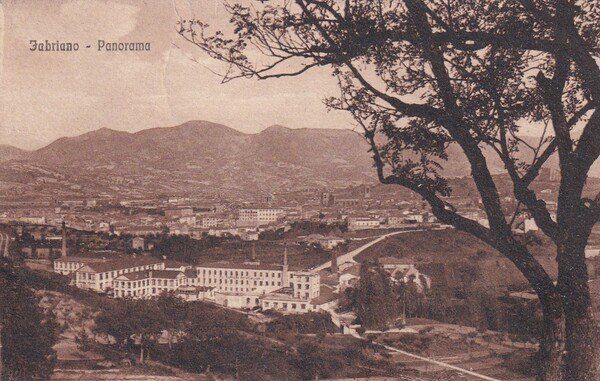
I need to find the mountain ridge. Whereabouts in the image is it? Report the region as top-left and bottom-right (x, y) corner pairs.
(1, 120), (597, 199)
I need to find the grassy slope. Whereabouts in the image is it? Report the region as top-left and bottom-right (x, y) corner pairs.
(356, 228), (558, 290)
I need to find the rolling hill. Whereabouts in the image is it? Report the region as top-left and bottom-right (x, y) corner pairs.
(0, 144), (25, 163)
(0, 120), (597, 199)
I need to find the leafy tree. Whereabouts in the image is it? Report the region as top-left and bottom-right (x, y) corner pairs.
(397, 277), (423, 319)
(75, 328), (92, 352)
(354, 262), (399, 329)
(295, 342), (340, 380)
(180, 1), (600, 378)
(94, 299), (165, 364)
(156, 293), (189, 349)
(0, 259), (58, 380)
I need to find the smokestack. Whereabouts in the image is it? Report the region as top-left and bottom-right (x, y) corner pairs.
(251, 243), (257, 262)
(331, 252), (338, 273)
(61, 221), (67, 257)
(282, 243), (289, 287)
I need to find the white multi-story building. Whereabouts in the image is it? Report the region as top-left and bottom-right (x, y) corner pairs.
(58, 248), (322, 314)
(348, 217), (381, 231)
(201, 217), (219, 229)
(53, 256), (106, 276)
(195, 247), (321, 310)
(238, 208), (284, 227)
(113, 269), (187, 298)
(72, 257), (165, 293)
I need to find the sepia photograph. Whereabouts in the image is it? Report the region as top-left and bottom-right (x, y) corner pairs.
(0, 0), (599, 380)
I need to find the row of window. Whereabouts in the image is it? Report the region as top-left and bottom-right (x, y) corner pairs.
(203, 278), (281, 287)
(263, 301), (308, 310)
(199, 268), (282, 278)
(114, 278), (181, 289)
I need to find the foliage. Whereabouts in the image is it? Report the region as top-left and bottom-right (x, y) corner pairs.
(354, 262), (399, 329)
(94, 298), (165, 363)
(266, 311), (338, 335)
(151, 234), (232, 263)
(75, 328), (92, 352)
(0, 258), (58, 380)
(179, 1), (600, 377)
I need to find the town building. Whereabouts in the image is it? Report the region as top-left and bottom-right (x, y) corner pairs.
(195, 247), (321, 310)
(113, 269), (187, 298)
(237, 208), (284, 227)
(132, 237), (146, 250)
(348, 216), (381, 231)
(55, 244), (322, 314)
(300, 234), (346, 249)
(73, 257), (165, 293)
(201, 217), (219, 229)
(53, 256), (107, 276)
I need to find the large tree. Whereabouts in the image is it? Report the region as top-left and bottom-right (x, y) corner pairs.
(179, 1), (599, 379)
(0, 259), (58, 380)
(94, 299), (165, 364)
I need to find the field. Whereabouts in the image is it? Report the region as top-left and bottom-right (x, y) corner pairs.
(356, 228), (556, 263)
(372, 325), (537, 381)
(151, 234), (375, 270)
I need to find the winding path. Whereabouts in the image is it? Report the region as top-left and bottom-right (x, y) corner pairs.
(316, 226), (502, 380)
(313, 228), (434, 272)
(0, 231), (10, 258)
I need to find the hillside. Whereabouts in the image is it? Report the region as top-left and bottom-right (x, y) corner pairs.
(356, 228), (558, 290)
(0, 144), (25, 162)
(0, 120), (597, 200)
(0, 121), (375, 198)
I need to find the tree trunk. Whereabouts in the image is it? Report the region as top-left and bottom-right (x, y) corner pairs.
(557, 237), (600, 381)
(564, 313), (600, 381)
(139, 345), (144, 365)
(537, 306), (566, 381)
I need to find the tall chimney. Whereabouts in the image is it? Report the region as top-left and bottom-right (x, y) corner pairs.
(282, 243), (289, 287)
(331, 252), (338, 273)
(61, 221), (67, 257)
(251, 243), (257, 262)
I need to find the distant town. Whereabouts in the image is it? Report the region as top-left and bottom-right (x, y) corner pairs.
(3, 129), (600, 379)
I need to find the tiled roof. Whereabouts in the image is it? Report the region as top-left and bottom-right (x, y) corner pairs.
(196, 261), (284, 271)
(310, 285), (338, 305)
(116, 271), (150, 281)
(54, 256), (106, 264)
(116, 269), (183, 281)
(81, 256), (163, 273)
(151, 270), (184, 279)
(164, 259), (191, 269)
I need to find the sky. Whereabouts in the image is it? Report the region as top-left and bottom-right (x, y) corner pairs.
(0, 0), (354, 150)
